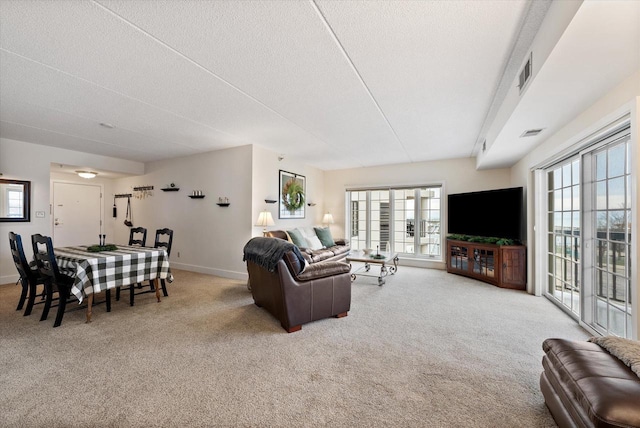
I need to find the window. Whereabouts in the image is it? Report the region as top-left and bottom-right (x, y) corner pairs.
(546, 158), (581, 315)
(347, 186), (442, 258)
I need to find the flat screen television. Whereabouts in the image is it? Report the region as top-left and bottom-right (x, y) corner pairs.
(447, 187), (524, 241)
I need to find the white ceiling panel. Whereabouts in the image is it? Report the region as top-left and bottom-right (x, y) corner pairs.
(5, 1), (624, 172)
(97, 0), (412, 165)
(0, 51), (239, 153)
(315, 1), (529, 161)
(0, 120), (164, 162)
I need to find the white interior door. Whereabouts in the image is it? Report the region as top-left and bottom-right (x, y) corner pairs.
(53, 182), (102, 247)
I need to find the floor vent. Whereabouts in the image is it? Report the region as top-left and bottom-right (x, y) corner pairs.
(518, 53), (533, 94)
(520, 128), (543, 138)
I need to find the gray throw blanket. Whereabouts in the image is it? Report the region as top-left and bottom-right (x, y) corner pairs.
(243, 237), (306, 273)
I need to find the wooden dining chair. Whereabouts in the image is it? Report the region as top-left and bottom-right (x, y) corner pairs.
(9, 232), (46, 316)
(115, 226), (148, 302)
(123, 228), (173, 306)
(128, 227), (147, 247)
(31, 234), (74, 327)
(31, 234), (112, 327)
(151, 228), (173, 297)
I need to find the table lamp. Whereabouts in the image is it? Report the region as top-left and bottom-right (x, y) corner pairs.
(322, 212), (334, 226)
(255, 210), (275, 236)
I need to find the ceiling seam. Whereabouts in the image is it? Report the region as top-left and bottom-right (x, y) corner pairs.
(0, 47), (244, 145)
(0, 96), (204, 151)
(0, 119), (176, 157)
(310, 0), (412, 162)
(91, 0), (365, 168)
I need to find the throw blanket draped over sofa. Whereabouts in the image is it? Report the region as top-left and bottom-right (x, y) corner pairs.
(243, 237), (351, 333)
(243, 237), (305, 272)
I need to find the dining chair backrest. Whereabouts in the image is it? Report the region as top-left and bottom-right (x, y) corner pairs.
(154, 228), (173, 257)
(31, 234), (63, 281)
(9, 232), (33, 282)
(129, 227), (147, 247)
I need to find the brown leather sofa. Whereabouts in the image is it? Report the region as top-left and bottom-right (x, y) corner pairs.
(540, 338), (640, 428)
(244, 237), (351, 333)
(266, 230), (350, 263)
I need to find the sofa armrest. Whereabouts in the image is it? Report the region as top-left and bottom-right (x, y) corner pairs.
(295, 261), (350, 281)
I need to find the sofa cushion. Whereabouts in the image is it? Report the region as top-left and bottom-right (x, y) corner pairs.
(308, 249), (335, 263)
(305, 234), (324, 250)
(299, 227), (317, 240)
(329, 245), (350, 257)
(287, 229), (307, 248)
(295, 260), (350, 281)
(283, 251), (304, 274)
(314, 227), (336, 248)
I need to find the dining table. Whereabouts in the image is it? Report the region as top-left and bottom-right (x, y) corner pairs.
(54, 245), (173, 323)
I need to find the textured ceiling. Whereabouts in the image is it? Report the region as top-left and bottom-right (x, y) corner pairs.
(0, 0), (531, 170)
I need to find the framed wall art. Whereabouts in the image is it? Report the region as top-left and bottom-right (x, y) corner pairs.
(279, 170), (305, 219)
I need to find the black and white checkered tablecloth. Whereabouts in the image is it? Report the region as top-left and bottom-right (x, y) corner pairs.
(54, 245), (173, 303)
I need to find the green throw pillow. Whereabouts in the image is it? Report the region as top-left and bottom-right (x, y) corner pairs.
(314, 227), (335, 248)
(287, 229), (307, 248)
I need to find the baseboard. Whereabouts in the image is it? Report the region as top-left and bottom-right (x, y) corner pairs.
(169, 262), (248, 281)
(397, 258), (446, 270)
(1, 273), (19, 286)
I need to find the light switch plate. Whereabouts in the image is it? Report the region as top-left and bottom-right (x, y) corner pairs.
(35, 211), (45, 218)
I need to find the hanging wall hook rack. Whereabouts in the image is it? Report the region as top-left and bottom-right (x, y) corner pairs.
(115, 193), (132, 198)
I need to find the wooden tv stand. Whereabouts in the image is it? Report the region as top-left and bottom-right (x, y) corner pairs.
(446, 239), (526, 290)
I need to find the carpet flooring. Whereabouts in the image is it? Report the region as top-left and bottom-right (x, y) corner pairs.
(0, 266), (589, 427)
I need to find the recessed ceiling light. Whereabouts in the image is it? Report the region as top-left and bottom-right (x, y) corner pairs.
(99, 122), (115, 129)
(76, 171), (98, 179)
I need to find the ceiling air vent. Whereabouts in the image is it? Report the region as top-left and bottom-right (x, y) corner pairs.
(520, 128), (544, 138)
(518, 53), (533, 94)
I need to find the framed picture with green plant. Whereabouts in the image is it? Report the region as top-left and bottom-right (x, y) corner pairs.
(279, 170), (305, 219)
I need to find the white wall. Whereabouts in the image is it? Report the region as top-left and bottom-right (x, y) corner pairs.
(324, 157), (512, 268)
(510, 71), (640, 338)
(0, 138), (143, 284)
(110, 145), (254, 280)
(251, 145), (325, 236)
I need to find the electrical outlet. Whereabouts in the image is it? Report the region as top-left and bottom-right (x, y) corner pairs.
(35, 211), (46, 218)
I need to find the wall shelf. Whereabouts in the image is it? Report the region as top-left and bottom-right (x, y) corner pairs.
(161, 188), (180, 192)
(216, 203), (230, 207)
(188, 195), (205, 199)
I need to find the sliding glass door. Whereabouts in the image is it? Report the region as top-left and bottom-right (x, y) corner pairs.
(589, 137), (632, 337)
(546, 158), (581, 316)
(543, 127), (632, 338)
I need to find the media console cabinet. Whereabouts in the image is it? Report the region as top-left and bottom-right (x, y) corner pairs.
(446, 239), (526, 290)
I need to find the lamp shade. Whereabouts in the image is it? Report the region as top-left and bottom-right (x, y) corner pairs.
(255, 210), (275, 227)
(322, 212), (334, 225)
